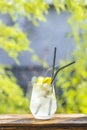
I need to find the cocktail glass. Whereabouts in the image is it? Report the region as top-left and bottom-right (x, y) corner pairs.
(30, 79), (57, 119)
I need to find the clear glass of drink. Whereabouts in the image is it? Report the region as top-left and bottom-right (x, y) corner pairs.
(30, 77), (57, 119)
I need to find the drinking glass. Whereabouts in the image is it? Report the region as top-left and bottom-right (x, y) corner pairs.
(30, 82), (57, 119)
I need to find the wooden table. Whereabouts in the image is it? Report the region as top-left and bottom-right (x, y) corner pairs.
(0, 114), (87, 130)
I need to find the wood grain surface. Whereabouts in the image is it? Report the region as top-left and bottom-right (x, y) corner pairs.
(0, 114), (87, 130)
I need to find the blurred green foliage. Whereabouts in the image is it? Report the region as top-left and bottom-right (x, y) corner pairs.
(0, 0), (87, 114)
(0, 65), (30, 113)
(56, 0), (87, 114)
(0, 22), (31, 63)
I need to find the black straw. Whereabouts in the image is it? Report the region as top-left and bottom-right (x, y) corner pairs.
(52, 47), (57, 78)
(48, 47), (57, 116)
(51, 61), (76, 84)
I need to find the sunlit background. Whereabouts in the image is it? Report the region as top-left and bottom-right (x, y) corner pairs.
(0, 0), (87, 114)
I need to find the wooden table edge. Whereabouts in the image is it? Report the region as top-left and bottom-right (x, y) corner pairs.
(0, 114), (87, 127)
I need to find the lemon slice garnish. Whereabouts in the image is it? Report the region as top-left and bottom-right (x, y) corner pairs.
(36, 76), (44, 84)
(43, 77), (52, 85)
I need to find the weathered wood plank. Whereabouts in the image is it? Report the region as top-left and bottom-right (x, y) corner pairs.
(0, 114), (87, 130)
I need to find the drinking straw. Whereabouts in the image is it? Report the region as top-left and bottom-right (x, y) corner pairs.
(34, 104), (41, 115)
(51, 61), (76, 84)
(52, 47), (57, 78)
(48, 47), (57, 115)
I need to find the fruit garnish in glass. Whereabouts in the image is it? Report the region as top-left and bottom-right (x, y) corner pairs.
(30, 76), (57, 119)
